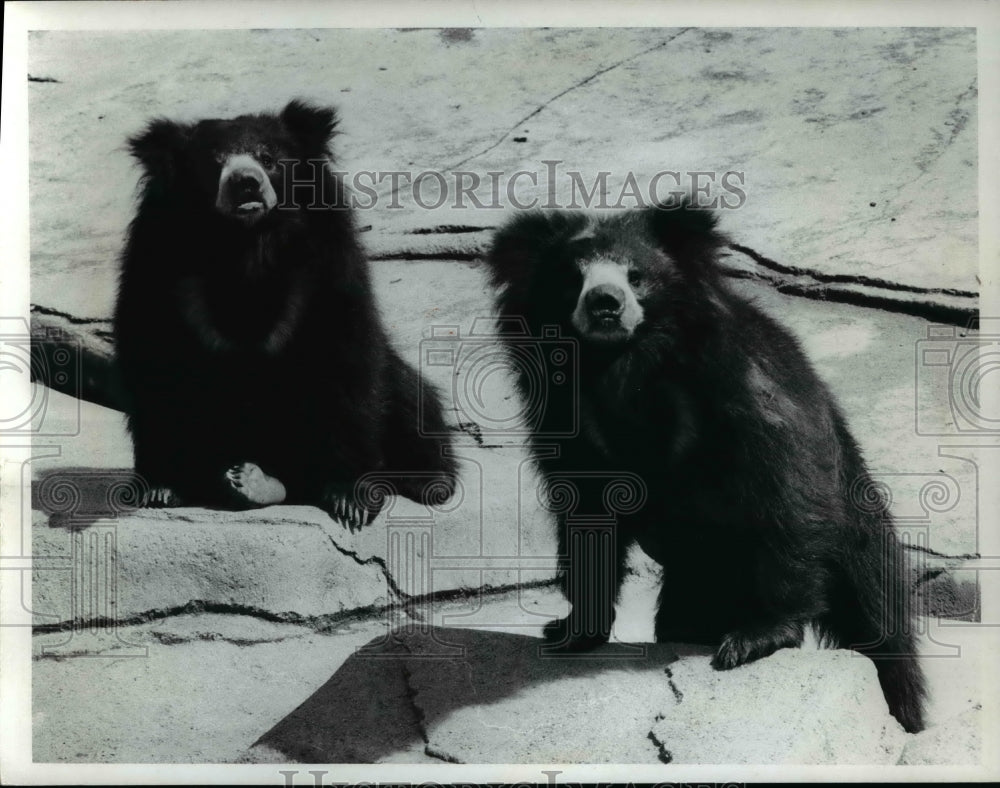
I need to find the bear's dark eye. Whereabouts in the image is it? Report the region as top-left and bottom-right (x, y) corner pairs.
(260, 151), (275, 169)
(627, 269), (643, 286)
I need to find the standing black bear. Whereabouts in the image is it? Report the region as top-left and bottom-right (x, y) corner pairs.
(486, 200), (926, 733)
(114, 100), (457, 529)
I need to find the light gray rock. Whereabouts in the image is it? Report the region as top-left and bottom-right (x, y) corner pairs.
(32, 618), (390, 763)
(898, 705), (982, 765)
(32, 505), (393, 628)
(33, 588), (986, 765)
(29, 29), (976, 317)
(650, 648), (910, 764)
(252, 627), (912, 765)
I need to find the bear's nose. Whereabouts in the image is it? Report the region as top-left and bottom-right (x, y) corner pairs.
(585, 284), (625, 317)
(230, 170), (264, 200)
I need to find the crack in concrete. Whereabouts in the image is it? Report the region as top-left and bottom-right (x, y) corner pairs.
(394, 635), (467, 764)
(424, 744), (464, 764)
(914, 78), (978, 175)
(905, 543), (979, 561)
(646, 729), (673, 764)
(322, 529), (409, 602)
(447, 29), (692, 171)
(30, 303), (113, 326)
(723, 245), (977, 327)
(32, 600), (305, 633)
(887, 77), (978, 206)
(32, 577), (560, 635)
(31, 599), (386, 636)
(371, 250), (482, 263)
(407, 225), (493, 235)
(664, 666), (684, 703)
(149, 630), (302, 647)
(450, 419), (505, 449)
(456, 420), (484, 446)
(772, 282), (976, 328)
(729, 243), (976, 298)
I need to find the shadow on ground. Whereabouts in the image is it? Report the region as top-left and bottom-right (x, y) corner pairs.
(251, 626), (687, 763)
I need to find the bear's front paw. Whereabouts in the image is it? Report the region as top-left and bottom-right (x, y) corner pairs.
(711, 631), (755, 670)
(320, 482), (386, 532)
(141, 485), (182, 508)
(541, 615), (612, 652)
(712, 622), (803, 670)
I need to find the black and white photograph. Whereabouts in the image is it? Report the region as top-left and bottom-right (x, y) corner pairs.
(1, 1), (998, 783)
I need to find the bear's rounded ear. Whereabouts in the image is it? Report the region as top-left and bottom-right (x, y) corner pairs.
(644, 196), (726, 261)
(127, 118), (192, 181)
(487, 212), (588, 284)
(280, 100), (339, 154)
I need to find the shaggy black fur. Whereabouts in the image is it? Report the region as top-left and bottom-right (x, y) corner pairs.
(114, 100), (456, 528)
(486, 200), (926, 733)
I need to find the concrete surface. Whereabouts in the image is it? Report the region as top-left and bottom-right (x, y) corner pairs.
(27, 28), (976, 318)
(646, 649), (908, 765)
(899, 706), (983, 765)
(33, 585), (985, 766)
(247, 629), (911, 765)
(14, 25), (991, 771)
(32, 613), (392, 764)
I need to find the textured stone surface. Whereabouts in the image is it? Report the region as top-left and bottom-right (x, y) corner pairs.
(30, 584), (989, 765)
(31, 505), (393, 627)
(648, 649), (908, 765)
(28, 28), (976, 318)
(250, 626), (910, 765)
(898, 706), (982, 765)
(32, 615), (390, 763)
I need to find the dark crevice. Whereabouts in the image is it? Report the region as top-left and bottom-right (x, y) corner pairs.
(28, 74), (61, 83)
(400, 652), (429, 743)
(31, 578), (560, 635)
(424, 745), (463, 763)
(728, 243), (977, 298)
(646, 730), (673, 764)
(664, 666), (684, 703)
(456, 421), (484, 446)
(149, 630), (300, 647)
(323, 531), (408, 601)
(773, 282), (976, 328)
(371, 251), (482, 263)
(30, 303), (112, 326)
(904, 543), (979, 561)
(720, 253), (977, 328)
(408, 225), (493, 235)
(33, 600), (316, 634)
(395, 634), (465, 763)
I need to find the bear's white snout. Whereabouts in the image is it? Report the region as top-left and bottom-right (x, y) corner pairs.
(215, 154), (278, 222)
(570, 259), (645, 344)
